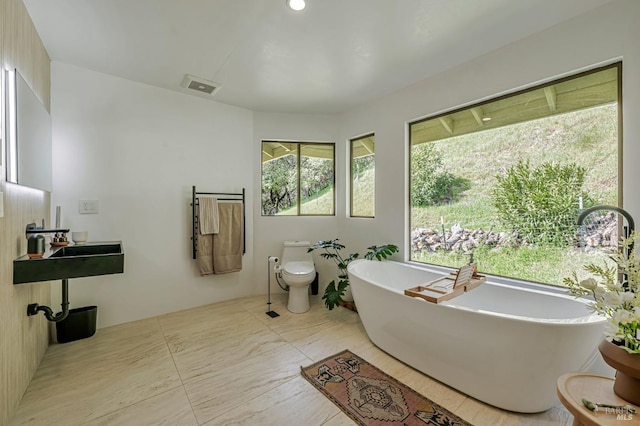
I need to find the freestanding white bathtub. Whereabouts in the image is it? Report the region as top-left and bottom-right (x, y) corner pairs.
(347, 259), (605, 413)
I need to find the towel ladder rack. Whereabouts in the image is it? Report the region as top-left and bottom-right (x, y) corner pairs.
(191, 185), (245, 259)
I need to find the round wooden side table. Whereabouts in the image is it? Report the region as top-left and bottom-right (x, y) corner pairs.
(557, 373), (639, 426)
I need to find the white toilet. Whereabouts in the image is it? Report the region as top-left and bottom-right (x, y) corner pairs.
(279, 241), (316, 313)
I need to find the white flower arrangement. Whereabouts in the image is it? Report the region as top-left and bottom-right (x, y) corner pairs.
(564, 232), (640, 354)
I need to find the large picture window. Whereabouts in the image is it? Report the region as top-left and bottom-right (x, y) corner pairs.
(350, 134), (375, 218)
(261, 141), (335, 216)
(409, 63), (621, 287)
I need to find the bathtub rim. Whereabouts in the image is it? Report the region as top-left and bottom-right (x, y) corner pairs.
(348, 259), (606, 326)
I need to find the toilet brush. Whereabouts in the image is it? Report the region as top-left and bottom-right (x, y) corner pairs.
(266, 256), (280, 318)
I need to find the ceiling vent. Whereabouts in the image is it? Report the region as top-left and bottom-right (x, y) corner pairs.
(181, 74), (221, 95)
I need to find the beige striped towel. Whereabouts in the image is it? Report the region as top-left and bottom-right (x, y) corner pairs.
(199, 197), (219, 235)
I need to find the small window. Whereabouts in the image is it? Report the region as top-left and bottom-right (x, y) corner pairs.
(350, 134), (375, 217)
(261, 141), (335, 216)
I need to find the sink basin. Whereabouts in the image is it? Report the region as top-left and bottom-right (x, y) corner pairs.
(50, 243), (122, 258)
(14, 241), (124, 284)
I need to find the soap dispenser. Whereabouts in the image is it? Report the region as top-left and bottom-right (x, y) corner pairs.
(27, 234), (45, 259)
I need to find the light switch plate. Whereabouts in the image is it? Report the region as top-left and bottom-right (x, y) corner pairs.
(79, 199), (99, 214)
(0, 192), (4, 217)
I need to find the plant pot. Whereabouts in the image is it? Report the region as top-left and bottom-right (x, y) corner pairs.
(342, 285), (354, 302)
(598, 339), (640, 405)
(338, 274), (353, 302)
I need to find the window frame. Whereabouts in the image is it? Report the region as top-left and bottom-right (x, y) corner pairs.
(261, 140), (336, 216)
(407, 61), (623, 287)
(349, 133), (375, 218)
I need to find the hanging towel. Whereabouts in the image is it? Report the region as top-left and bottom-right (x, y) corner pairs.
(196, 223), (214, 275)
(199, 197), (219, 234)
(213, 202), (243, 274)
(196, 237), (214, 275)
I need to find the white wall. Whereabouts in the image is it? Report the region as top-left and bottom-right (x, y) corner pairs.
(51, 62), (255, 328)
(337, 0), (640, 257)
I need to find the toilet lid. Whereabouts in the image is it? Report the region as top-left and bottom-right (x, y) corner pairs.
(283, 261), (314, 275)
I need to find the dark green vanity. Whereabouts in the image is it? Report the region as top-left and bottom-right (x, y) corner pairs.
(14, 241), (123, 284)
(13, 241), (124, 323)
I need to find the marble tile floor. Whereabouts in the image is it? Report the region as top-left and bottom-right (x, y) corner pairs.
(10, 294), (573, 425)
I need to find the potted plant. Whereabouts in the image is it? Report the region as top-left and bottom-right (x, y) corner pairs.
(308, 239), (399, 310)
(564, 231), (640, 404)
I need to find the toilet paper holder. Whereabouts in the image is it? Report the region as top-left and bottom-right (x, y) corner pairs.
(266, 256), (280, 318)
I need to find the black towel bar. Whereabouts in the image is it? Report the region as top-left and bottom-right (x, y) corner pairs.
(191, 185), (245, 259)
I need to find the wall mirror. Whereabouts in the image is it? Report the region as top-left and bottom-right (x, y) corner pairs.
(4, 68), (53, 192)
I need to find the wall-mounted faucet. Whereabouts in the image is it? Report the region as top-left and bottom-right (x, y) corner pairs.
(26, 221), (71, 259)
(25, 222), (69, 236)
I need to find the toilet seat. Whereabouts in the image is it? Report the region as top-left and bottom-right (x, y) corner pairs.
(282, 261), (314, 276)
(282, 261), (315, 287)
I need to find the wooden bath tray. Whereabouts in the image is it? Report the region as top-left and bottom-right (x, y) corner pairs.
(404, 264), (486, 304)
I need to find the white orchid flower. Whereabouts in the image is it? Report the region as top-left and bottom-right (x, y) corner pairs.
(604, 292), (623, 306)
(593, 287), (606, 299)
(606, 280), (623, 291)
(580, 278), (598, 290)
(612, 309), (633, 325)
(622, 291), (635, 303)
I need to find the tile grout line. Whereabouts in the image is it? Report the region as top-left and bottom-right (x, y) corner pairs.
(155, 316), (201, 424)
(204, 374), (304, 425)
(69, 319), (192, 425)
(158, 301), (293, 425)
(180, 300), (300, 425)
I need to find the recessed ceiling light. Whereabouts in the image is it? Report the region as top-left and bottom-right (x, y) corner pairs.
(287, 0), (306, 11)
(482, 117), (492, 122)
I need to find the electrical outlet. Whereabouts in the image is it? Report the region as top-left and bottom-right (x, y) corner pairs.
(79, 199), (99, 214)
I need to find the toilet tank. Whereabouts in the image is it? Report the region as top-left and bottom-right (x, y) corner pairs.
(281, 241), (313, 263)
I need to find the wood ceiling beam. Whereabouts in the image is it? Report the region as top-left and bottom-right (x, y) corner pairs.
(470, 107), (485, 126)
(544, 86), (557, 112)
(439, 117), (454, 134)
(359, 138), (374, 154)
(410, 75), (617, 146)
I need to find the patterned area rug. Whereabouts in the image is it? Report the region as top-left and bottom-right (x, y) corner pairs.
(301, 350), (473, 426)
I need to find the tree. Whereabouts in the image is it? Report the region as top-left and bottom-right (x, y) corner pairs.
(262, 155), (297, 214)
(411, 143), (458, 206)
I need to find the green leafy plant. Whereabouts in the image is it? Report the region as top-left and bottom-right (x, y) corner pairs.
(492, 160), (593, 246)
(308, 239), (399, 310)
(564, 232), (640, 354)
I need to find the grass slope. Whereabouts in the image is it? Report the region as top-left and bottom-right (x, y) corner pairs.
(411, 104), (618, 286)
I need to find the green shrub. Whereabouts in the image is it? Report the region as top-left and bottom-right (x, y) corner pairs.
(411, 144), (467, 206)
(492, 160), (592, 246)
